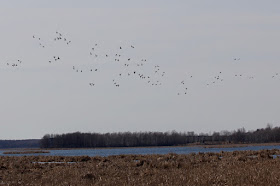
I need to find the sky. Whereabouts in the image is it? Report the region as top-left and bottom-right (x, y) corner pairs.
(0, 1), (280, 139)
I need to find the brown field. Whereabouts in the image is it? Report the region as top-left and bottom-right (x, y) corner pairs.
(1, 149), (280, 185)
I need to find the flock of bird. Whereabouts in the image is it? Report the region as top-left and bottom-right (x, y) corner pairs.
(30, 31), (166, 90)
(6, 59), (23, 68)
(1, 30), (279, 96)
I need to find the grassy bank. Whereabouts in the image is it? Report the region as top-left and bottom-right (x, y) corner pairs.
(0, 149), (280, 185)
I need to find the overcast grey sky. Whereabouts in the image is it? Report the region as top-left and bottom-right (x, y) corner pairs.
(1, 1), (280, 139)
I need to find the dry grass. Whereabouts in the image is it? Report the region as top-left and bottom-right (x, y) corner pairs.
(1, 149), (280, 185)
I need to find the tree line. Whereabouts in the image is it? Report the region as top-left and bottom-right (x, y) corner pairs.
(40, 124), (280, 148)
(0, 139), (40, 149)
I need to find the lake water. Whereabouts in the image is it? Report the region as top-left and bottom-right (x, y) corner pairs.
(1, 145), (280, 157)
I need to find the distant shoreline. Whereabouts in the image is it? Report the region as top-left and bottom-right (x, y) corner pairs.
(191, 142), (280, 148)
(2, 142), (280, 151)
(44, 142), (280, 150)
(3, 150), (50, 154)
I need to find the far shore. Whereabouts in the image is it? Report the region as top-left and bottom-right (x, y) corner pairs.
(192, 142), (280, 148)
(2, 150), (50, 154)
(1, 142), (280, 151)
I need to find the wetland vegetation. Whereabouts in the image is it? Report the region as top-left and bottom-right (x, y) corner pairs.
(1, 149), (280, 185)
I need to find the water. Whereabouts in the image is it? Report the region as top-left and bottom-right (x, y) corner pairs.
(1, 145), (280, 157)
